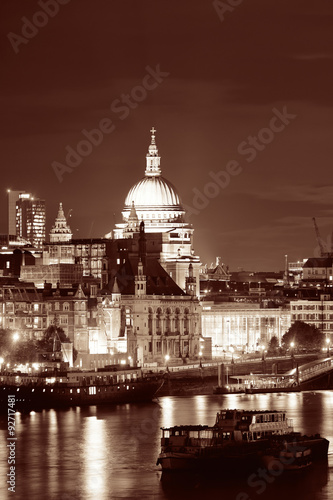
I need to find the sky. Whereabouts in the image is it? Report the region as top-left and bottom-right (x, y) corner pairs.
(1, 0), (333, 271)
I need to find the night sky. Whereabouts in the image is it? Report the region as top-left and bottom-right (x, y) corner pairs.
(1, 0), (333, 271)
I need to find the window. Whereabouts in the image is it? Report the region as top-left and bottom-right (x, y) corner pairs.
(63, 302), (70, 311)
(60, 316), (68, 325)
(55, 302), (60, 311)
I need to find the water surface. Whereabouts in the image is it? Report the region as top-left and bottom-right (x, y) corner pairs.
(0, 391), (332, 500)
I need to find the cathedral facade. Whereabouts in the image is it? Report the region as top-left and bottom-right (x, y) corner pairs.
(97, 129), (204, 365)
(107, 128), (201, 294)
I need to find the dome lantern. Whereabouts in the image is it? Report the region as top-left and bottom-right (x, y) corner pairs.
(145, 127), (161, 177)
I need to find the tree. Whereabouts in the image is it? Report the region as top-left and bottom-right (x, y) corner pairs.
(0, 329), (39, 365)
(0, 328), (12, 360)
(14, 339), (39, 364)
(37, 326), (78, 362)
(0, 326), (78, 368)
(267, 335), (279, 355)
(282, 321), (324, 351)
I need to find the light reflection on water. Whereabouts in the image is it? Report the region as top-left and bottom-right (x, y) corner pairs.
(0, 391), (332, 500)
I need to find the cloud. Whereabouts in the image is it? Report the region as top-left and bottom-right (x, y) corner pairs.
(244, 185), (333, 206)
(222, 215), (311, 242)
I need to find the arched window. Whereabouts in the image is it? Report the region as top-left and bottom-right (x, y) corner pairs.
(63, 302), (70, 311)
(148, 307), (153, 335)
(175, 308), (180, 333)
(165, 308), (171, 333)
(184, 308), (189, 334)
(156, 307), (162, 335)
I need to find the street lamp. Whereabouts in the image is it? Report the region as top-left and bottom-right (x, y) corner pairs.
(165, 354), (170, 370)
(326, 338), (330, 356)
(12, 332), (19, 342)
(290, 341), (295, 359)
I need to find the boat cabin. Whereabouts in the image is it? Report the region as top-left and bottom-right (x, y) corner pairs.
(160, 409), (294, 451)
(214, 409), (294, 441)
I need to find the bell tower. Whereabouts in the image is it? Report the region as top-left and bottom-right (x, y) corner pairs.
(135, 258), (146, 297)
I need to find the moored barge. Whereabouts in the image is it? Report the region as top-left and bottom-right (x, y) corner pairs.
(0, 367), (164, 412)
(157, 408), (329, 475)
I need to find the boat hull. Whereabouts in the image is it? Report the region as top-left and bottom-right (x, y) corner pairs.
(1, 378), (163, 412)
(157, 437), (329, 474)
(158, 441), (268, 473)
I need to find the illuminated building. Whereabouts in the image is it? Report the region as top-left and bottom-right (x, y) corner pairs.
(290, 294), (333, 342)
(20, 263), (84, 288)
(288, 259), (307, 285)
(0, 280), (88, 356)
(15, 193), (46, 249)
(200, 257), (231, 294)
(108, 128), (201, 293)
(7, 189), (25, 237)
(4, 189), (31, 246)
(42, 204), (110, 288)
(49, 202), (72, 243)
(99, 238), (202, 366)
(20, 204), (83, 288)
(4, 131), (205, 367)
(44, 284), (89, 354)
(302, 257), (333, 284)
(0, 249), (35, 278)
(201, 301), (291, 356)
(0, 281), (47, 338)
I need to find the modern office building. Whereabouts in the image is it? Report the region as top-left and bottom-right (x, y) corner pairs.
(15, 193), (46, 249)
(7, 189), (25, 237)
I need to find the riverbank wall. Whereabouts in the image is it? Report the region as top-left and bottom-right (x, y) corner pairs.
(157, 354), (319, 396)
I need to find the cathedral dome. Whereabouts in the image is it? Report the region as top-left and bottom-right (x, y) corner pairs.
(125, 175), (182, 209)
(120, 128), (185, 225)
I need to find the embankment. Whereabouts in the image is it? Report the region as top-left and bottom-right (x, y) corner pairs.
(157, 355), (318, 396)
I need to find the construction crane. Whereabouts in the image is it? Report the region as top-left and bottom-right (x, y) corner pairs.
(312, 217), (333, 257)
(312, 218), (325, 257)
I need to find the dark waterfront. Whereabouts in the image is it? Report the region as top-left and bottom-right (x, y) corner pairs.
(1, 391), (333, 500)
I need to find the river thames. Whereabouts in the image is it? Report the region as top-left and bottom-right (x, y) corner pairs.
(0, 391), (332, 500)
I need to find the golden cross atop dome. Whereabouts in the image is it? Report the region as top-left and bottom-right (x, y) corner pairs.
(150, 127), (156, 145)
